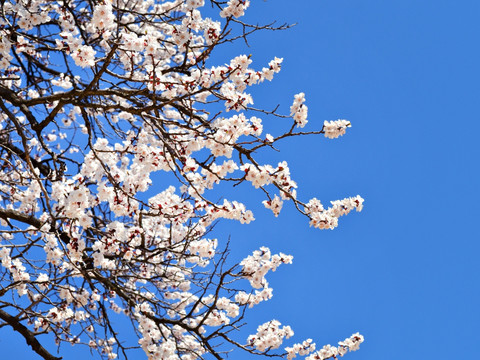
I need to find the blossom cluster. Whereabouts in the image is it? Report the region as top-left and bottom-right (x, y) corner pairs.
(306, 333), (364, 360)
(90, 2), (116, 32)
(291, 93), (309, 128)
(323, 119), (351, 139)
(247, 320), (294, 352)
(0, 33), (13, 69)
(220, 0), (251, 18)
(286, 339), (317, 360)
(3, 0), (50, 32)
(305, 196), (364, 230)
(240, 247), (293, 289)
(262, 194), (283, 217)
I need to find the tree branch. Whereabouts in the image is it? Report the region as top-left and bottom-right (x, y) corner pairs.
(0, 208), (43, 229)
(0, 309), (62, 360)
(0, 137), (52, 178)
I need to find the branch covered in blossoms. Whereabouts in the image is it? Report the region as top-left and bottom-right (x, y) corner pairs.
(0, 1), (364, 359)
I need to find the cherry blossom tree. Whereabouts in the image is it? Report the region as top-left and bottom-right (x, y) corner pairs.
(0, 1), (364, 359)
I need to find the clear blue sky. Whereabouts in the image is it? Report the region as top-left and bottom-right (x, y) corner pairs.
(225, 1), (480, 359)
(2, 1), (480, 359)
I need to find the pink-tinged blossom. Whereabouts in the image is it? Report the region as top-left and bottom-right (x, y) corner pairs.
(0, 36), (12, 69)
(305, 333), (364, 360)
(240, 247), (293, 289)
(323, 119), (351, 139)
(290, 92), (309, 128)
(247, 320), (294, 352)
(71, 45), (96, 68)
(285, 338), (316, 360)
(220, 0), (250, 18)
(51, 73), (73, 89)
(263, 195), (283, 217)
(91, 3), (116, 32)
(305, 196), (364, 230)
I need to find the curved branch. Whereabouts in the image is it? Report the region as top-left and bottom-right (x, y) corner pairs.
(0, 309), (62, 360)
(0, 208), (43, 229)
(0, 137), (52, 178)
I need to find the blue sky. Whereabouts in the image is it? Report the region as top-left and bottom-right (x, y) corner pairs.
(219, 0), (480, 359)
(2, 1), (480, 359)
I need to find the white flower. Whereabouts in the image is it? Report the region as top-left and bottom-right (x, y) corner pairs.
(71, 45), (96, 68)
(91, 3), (115, 31)
(290, 93), (308, 127)
(323, 119), (351, 139)
(262, 195), (283, 217)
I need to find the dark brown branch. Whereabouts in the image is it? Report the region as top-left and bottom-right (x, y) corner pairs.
(0, 208), (73, 245)
(0, 309), (62, 360)
(0, 85), (40, 129)
(0, 137), (52, 178)
(0, 208), (43, 229)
